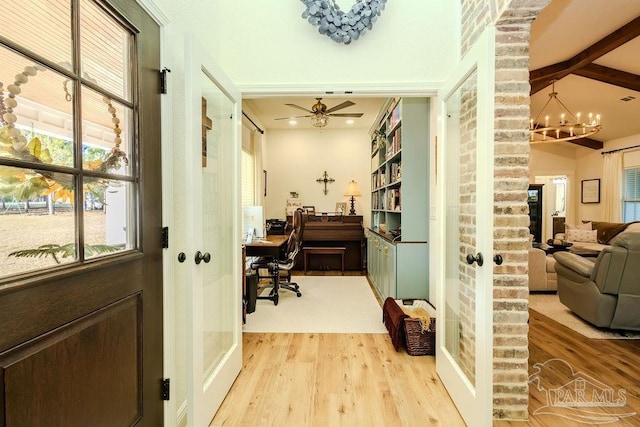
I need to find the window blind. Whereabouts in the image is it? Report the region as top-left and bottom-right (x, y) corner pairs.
(623, 167), (640, 222)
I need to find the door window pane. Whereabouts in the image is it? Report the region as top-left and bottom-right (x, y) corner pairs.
(82, 87), (132, 176)
(80, 0), (131, 100)
(0, 165), (77, 277)
(0, 0), (73, 70)
(83, 179), (134, 259)
(1, 47), (75, 167)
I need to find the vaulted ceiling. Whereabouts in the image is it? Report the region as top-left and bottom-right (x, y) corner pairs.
(530, 0), (640, 148)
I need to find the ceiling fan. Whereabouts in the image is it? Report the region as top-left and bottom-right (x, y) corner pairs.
(275, 98), (364, 127)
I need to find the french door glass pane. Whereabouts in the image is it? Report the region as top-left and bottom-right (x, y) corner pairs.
(81, 87), (133, 176)
(80, 0), (131, 101)
(444, 69), (478, 387)
(201, 70), (235, 379)
(0, 0), (73, 70)
(0, 165), (77, 277)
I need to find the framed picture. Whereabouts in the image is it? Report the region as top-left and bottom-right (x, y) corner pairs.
(335, 202), (347, 214)
(581, 179), (600, 204)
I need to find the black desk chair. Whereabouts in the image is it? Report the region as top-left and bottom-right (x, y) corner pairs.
(251, 208), (304, 305)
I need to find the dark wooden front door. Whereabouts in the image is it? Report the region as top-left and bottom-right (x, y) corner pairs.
(0, 1), (163, 425)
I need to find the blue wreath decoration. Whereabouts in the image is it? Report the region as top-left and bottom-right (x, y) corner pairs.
(301, 0), (388, 44)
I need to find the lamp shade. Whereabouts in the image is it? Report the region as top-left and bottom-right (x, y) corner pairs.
(345, 180), (361, 197)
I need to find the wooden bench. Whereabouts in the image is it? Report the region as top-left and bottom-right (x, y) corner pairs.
(303, 246), (346, 274)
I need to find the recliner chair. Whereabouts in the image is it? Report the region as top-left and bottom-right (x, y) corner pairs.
(250, 208), (305, 305)
(554, 231), (640, 331)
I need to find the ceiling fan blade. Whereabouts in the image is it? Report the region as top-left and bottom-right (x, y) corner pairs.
(326, 100), (355, 113)
(328, 112), (364, 118)
(285, 103), (313, 113)
(274, 114), (313, 120)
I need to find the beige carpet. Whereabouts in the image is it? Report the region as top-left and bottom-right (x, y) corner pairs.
(242, 275), (388, 333)
(529, 293), (640, 339)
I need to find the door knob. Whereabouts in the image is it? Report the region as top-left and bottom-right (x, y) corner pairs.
(195, 251), (211, 264)
(177, 252), (186, 263)
(493, 254), (503, 265)
(194, 251), (212, 264)
(466, 252), (484, 266)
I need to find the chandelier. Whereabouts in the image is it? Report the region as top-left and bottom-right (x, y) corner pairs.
(530, 80), (601, 143)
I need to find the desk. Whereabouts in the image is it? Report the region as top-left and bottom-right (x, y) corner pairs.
(244, 235), (288, 258)
(244, 235), (289, 306)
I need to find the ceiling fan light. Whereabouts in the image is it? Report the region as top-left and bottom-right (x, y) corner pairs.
(311, 113), (328, 128)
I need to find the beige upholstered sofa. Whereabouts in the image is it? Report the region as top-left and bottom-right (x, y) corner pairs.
(528, 235), (557, 291)
(554, 231), (640, 331)
(555, 221), (640, 253)
(529, 245), (557, 291)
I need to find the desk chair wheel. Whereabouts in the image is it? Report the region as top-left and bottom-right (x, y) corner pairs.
(296, 292), (302, 297)
(273, 294), (279, 305)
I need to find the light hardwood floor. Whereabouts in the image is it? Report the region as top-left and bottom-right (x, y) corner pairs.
(210, 333), (465, 426)
(496, 309), (640, 427)
(216, 272), (640, 426)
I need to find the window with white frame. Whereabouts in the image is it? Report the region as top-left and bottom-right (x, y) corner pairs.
(241, 148), (256, 228)
(623, 167), (640, 222)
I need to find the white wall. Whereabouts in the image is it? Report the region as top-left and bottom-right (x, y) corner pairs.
(530, 133), (640, 225)
(263, 128), (371, 227)
(154, 0), (457, 90)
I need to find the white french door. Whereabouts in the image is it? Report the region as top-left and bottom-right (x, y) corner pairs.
(436, 26), (495, 426)
(184, 34), (242, 426)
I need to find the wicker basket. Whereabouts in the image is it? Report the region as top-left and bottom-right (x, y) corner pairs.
(402, 302), (436, 356)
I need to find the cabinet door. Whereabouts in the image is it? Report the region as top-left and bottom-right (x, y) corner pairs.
(374, 237), (383, 297)
(382, 241), (396, 299)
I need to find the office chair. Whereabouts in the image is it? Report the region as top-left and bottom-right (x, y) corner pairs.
(251, 208), (305, 305)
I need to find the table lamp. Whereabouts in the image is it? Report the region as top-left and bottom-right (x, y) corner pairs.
(344, 180), (361, 215)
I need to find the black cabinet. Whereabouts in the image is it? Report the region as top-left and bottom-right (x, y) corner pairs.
(528, 184), (544, 243)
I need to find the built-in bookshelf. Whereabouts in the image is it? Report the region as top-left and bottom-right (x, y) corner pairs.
(367, 97), (429, 300)
(370, 98), (428, 241)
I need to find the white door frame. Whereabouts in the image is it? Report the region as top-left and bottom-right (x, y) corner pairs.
(435, 26), (495, 426)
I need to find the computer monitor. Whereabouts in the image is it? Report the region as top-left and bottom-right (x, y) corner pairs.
(243, 205), (265, 239)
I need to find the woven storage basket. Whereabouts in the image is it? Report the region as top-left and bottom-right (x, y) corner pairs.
(402, 300), (436, 356)
(403, 316), (435, 356)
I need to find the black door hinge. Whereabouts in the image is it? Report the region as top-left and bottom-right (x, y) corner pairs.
(160, 67), (171, 94)
(162, 226), (169, 248)
(161, 378), (170, 400)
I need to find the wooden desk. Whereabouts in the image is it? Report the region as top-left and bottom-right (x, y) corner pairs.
(244, 235), (288, 258)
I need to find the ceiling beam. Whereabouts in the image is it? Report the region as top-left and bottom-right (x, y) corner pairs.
(572, 63), (640, 93)
(530, 15), (640, 94)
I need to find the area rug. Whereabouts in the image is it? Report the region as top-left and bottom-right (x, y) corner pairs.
(242, 275), (388, 333)
(529, 293), (640, 339)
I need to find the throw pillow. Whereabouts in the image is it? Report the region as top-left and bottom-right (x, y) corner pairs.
(566, 228), (598, 243)
(565, 222), (592, 231)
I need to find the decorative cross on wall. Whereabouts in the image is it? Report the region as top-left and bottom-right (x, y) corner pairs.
(202, 97), (212, 167)
(316, 171), (335, 195)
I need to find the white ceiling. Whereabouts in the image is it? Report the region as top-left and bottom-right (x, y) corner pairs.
(247, 1), (640, 144)
(244, 97), (387, 131)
